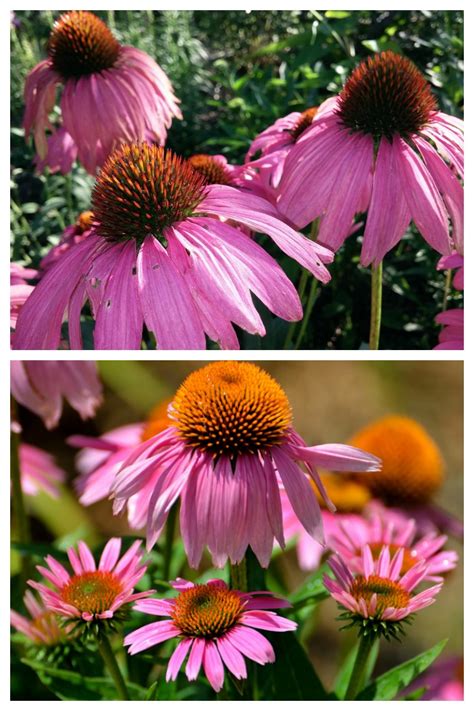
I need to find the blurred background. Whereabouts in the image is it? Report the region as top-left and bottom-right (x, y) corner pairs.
(12, 360), (463, 697)
(11, 10), (463, 349)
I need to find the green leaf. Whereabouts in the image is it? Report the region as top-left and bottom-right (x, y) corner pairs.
(325, 11), (350, 19)
(289, 564), (330, 610)
(356, 639), (447, 700)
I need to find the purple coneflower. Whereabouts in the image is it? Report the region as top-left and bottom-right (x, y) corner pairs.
(11, 591), (65, 646)
(24, 11), (182, 174)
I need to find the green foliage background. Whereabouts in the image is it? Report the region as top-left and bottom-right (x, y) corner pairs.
(10, 9), (463, 349)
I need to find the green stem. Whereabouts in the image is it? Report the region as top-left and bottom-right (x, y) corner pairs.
(294, 277), (318, 349)
(11, 427), (31, 583)
(283, 220), (319, 349)
(97, 634), (129, 701)
(229, 558), (247, 592)
(162, 503), (178, 581)
(442, 268), (452, 312)
(345, 634), (377, 700)
(369, 261), (383, 350)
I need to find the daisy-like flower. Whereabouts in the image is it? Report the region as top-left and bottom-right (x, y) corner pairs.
(277, 51), (464, 265)
(124, 577), (296, 692)
(187, 154), (242, 187)
(23, 10), (181, 174)
(19, 442), (66, 499)
(13, 144), (334, 350)
(329, 508), (458, 582)
(29, 538), (153, 625)
(68, 399), (172, 529)
(110, 361), (381, 567)
(40, 211), (94, 273)
(11, 591), (65, 646)
(324, 544), (443, 638)
(11, 361), (103, 429)
(434, 253), (464, 350)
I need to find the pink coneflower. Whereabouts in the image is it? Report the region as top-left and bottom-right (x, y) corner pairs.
(324, 544), (442, 636)
(278, 51), (464, 265)
(40, 211), (94, 273)
(10, 264), (37, 333)
(11, 361), (102, 429)
(329, 508), (458, 582)
(124, 577), (296, 692)
(434, 253), (464, 350)
(402, 656), (464, 701)
(19, 442), (65, 499)
(110, 361), (381, 567)
(11, 591), (65, 646)
(29, 538), (153, 624)
(13, 144), (334, 350)
(23, 11), (181, 174)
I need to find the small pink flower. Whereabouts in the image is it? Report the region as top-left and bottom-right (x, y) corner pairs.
(19, 442), (66, 499)
(11, 361), (103, 429)
(403, 656), (464, 701)
(324, 544), (443, 624)
(278, 51), (463, 265)
(109, 362), (381, 567)
(29, 538), (154, 623)
(40, 212), (94, 273)
(11, 590), (66, 645)
(434, 253), (464, 350)
(24, 10), (181, 174)
(124, 578), (296, 692)
(13, 144), (334, 350)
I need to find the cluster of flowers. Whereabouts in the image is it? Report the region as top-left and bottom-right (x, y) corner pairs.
(11, 11), (463, 350)
(11, 361), (462, 698)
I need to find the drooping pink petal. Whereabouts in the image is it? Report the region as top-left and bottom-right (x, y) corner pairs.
(166, 638), (193, 681)
(203, 641), (225, 692)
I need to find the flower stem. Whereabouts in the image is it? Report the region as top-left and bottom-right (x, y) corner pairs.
(369, 261), (383, 350)
(442, 268), (453, 312)
(10, 427), (32, 584)
(162, 503), (178, 581)
(344, 633), (377, 700)
(97, 634), (129, 701)
(294, 276), (319, 349)
(229, 558), (248, 592)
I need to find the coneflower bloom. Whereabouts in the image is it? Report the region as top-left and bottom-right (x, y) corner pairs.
(329, 509), (458, 582)
(11, 361), (102, 429)
(40, 211), (94, 273)
(434, 253), (464, 350)
(69, 399), (172, 529)
(187, 154), (242, 187)
(11, 591), (65, 646)
(10, 264), (37, 333)
(324, 544), (443, 637)
(124, 577), (296, 692)
(23, 10), (181, 174)
(19, 443), (65, 499)
(13, 144), (334, 350)
(110, 361), (381, 567)
(29, 538), (153, 624)
(402, 656), (464, 701)
(278, 51), (464, 265)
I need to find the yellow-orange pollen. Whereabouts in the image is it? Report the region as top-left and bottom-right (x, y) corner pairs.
(61, 572), (123, 614)
(350, 574), (411, 613)
(172, 584), (244, 638)
(188, 154), (234, 186)
(171, 362), (292, 457)
(48, 11), (120, 79)
(348, 415), (445, 506)
(141, 399), (174, 442)
(32, 611), (65, 645)
(290, 107), (318, 141)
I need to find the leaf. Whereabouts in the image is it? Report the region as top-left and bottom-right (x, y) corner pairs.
(289, 564), (330, 610)
(356, 639), (447, 700)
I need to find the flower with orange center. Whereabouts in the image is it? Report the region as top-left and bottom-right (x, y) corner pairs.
(23, 10), (182, 174)
(125, 578), (296, 692)
(40, 212), (96, 273)
(29, 538), (154, 625)
(109, 361), (380, 568)
(348, 415), (444, 505)
(187, 154), (236, 187)
(11, 591), (66, 646)
(324, 544), (443, 639)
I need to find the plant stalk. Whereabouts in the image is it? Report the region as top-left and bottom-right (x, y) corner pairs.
(97, 634), (130, 701)
(442, 268), (452, 312)
(10, 427), (31, 583)
(369, 261), (383, 350)
(345, 633), (377, 700)
(229, 558), (248, 592)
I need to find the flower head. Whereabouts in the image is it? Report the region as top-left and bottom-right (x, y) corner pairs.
(14, 144), (334, 350)
(278, 51), (463, 264)
(11, 361), (103, 429)
(187, 154), (241, 187)
(19, 443), (65, 499)
(28, 538), (154, 628)
(11, 591), (65, 646)
(23, 10), (182, 174)
(110, 361), (380, 567)
(124, 578), (296, 692)
(40, 212), (94, 273)
(324, 544), (442, 639)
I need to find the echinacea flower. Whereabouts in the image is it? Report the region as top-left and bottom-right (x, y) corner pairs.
(13, 144), (334, 350)
(329, 508), (458, 582)
(124, 577), (296, 692)
(19, 442), (66, 499)
(187, 154), (242, 187)
(40, 211), (94, 273)
(277, 51), (464, 265)
(434, 253), (464, 350)
(110, 361), (381, 567)
(11, 591), (66, 646)
(11, 361), (103, 429)
(324, 544), (442, 638)
(23, 10), (181, 174)
(29, 538), (153, 625)
(402, 655), (464, 701)
(10, 264), (37, 333)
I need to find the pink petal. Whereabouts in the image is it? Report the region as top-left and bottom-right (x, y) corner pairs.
(186, 638), (206, 680)
(166, 638), (193, 681)
(99, 538), (121, 572)
(203, 641), (225, 692)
